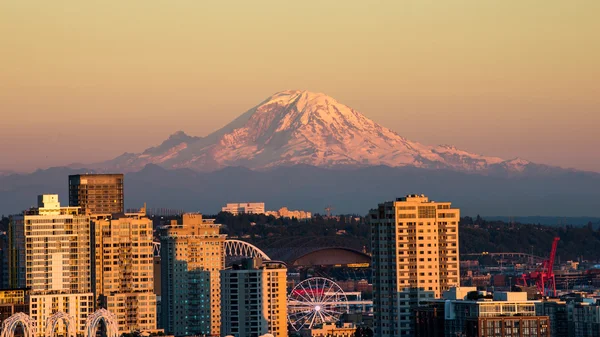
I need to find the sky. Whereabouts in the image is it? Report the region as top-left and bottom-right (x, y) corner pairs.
(1, 1), (599, 172)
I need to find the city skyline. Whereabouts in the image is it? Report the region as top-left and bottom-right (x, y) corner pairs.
(1, 1), (599, 172)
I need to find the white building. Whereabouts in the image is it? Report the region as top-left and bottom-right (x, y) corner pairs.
(222, 202), (266, 215)
(221, 258), (288, 337)
(10, 195), (94, 336)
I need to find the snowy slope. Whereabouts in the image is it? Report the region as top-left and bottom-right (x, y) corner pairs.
(98, 90), (534, 173)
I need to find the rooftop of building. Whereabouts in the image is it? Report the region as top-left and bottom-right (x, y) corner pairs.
(23, 194), (83, 216)
(68, 173), (124, 177)
(227, 257), (287, 271)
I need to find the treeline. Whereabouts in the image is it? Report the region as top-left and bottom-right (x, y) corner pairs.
(209, 212), (370, 241)
(210, 212), (600, 261)
(461, 216), (600, 261)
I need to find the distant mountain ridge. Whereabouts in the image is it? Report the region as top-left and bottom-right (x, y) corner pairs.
(90, 90), (560, 174)
(1, 164), (599, 217)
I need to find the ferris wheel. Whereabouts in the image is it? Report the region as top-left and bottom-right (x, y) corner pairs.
(287, 277), (349, 331)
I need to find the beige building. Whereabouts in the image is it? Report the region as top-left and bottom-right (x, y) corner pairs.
(265, 207), (312, 220)
(0, 288), (29, 322)
(9, 195), (94, 336)
(221, 258), (288, 337)
(160, 213), (226, 336)
(69, 174), (124, 215)
(369, 194), (460, 337)
(92, 207), (157, 334)
(299, 323), (356, 337)
(222, 202), (265, 215)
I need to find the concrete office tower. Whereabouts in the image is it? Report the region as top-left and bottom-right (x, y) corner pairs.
(160, 213), (226, 336)
(92, 207), (157, 334)
(69, 174), (124, 215)
(369, 194), (460, 337)
(9, 195), (94, 336)
(221, 258), (288, 337)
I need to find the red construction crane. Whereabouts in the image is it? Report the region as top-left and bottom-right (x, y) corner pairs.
(518, 237), (560, 297)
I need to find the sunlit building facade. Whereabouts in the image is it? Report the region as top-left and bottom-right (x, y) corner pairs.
(9, 195), (94, 336)
(221, 203), (265, 215)
(69, 174), (124, 215)
(92, 207), (157, 334)
(369, 194), (460, 337)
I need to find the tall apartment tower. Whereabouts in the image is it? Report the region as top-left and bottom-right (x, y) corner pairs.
(221, 258), (288, 337)
(91, 207), (157, 334)
(160, 213), (226, 336)
(68, 174), (124, 215)
(369, 194), (460, 337)
(9, 195), (94, 336)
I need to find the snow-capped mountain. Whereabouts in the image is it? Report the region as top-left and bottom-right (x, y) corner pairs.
(98, 90), (535, 173)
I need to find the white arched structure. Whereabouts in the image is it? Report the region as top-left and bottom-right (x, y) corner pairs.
(45, 312), (76, 337)
(224, 239), (271, 260)
(1, 313), (37, 337)
(84, 309), (119, 337)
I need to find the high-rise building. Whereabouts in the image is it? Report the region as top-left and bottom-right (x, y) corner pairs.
(369, 194), (460, 337)
(9, 195), (94, 336)
(69, 174), (124, 215)
(221, 258), (288, 337)
(160, 213), (225, 336)
(91, 207), (157, 334)
(221, 202), (265, 215)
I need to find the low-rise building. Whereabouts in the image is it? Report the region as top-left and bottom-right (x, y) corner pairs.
(416, 288), (550, 337)
(0, 288), (29, 321)
(222, 203), (265, 215)
(265, 207), (311, 220)
(299, 323), (357, 337)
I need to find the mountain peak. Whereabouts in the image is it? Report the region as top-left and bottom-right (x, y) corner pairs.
(98, 91), (522, 173)
(168, 130), (191, 139)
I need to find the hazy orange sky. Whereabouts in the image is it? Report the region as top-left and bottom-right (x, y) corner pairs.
(1, 1), (598, 172)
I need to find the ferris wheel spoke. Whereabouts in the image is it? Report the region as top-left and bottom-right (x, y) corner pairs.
(316, 278), (326, 303)
(310, 278), (319, 302)
(321, 281), (337, 302)
(288, 277), (348, 332)
(322, 307), (345, 317)
(298, 282), (316, 303)
(293, 290), (315, 305)
(322, 308), (342, 320)
(322, 307), (342, 315)
(290, 311), (311, 331)
(289, 309), (312, 317)
(315, 278), (325, 303)
(293, 310), (314, 324)
(308, 311), (318, 329)
(321, 310), (337, 320)
(320, 289), (339, 304)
